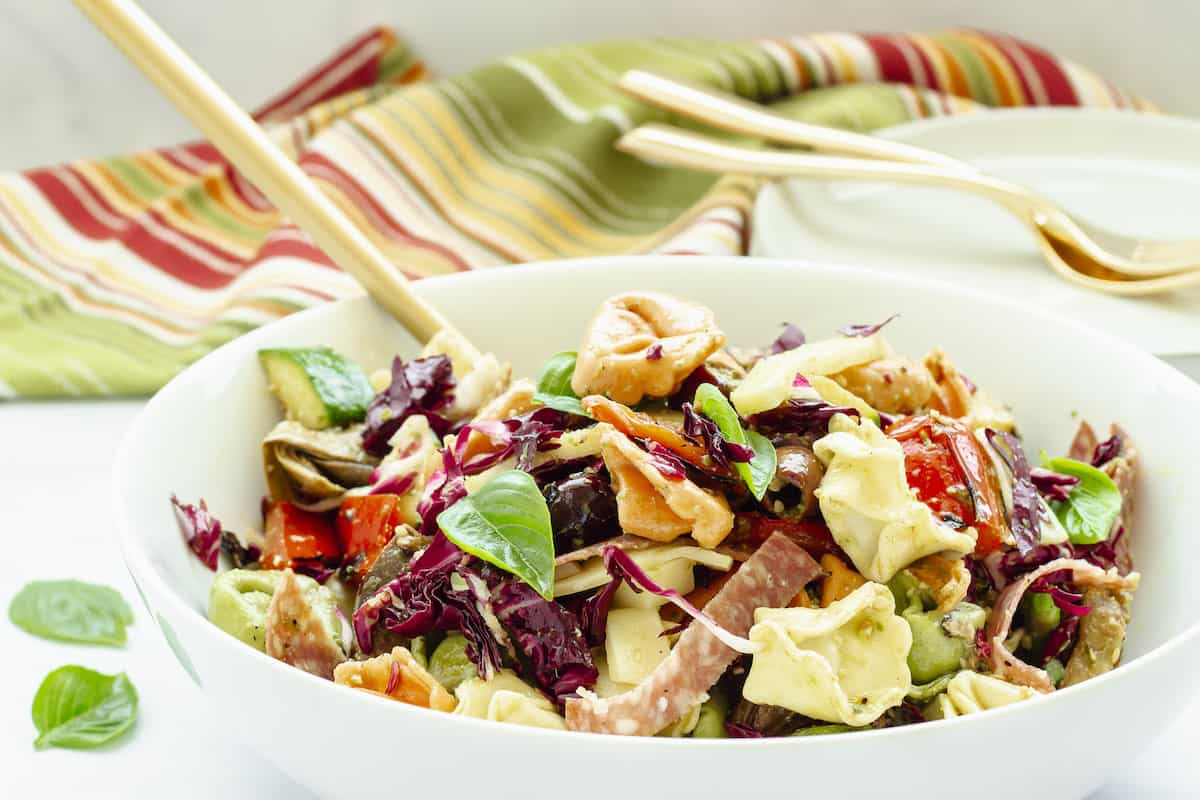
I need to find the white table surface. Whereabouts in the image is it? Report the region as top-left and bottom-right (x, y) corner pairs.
(2, 399), (1197, 799)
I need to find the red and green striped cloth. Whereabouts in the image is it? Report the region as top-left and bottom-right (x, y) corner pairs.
(0, 28), (1149, 397)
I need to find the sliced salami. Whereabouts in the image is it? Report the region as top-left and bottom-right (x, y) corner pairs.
(564, 532), (821, 735)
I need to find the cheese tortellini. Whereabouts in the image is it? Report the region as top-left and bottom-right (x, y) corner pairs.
(924, 671), (1040, 719)
(454, 669), (567, 730)
(814, 415), (976, 582)
(742, 582), (912, 726)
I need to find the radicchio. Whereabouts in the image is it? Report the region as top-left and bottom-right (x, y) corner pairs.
(354, 536), (506, 679)
(985, 429), (1040, 554)
(362, 355), (457, 455)
(491, 580), (597, 698)
(171, 495), (222, 571)
(748, 399), (860, 436)
(1091, 433), (1123, 467)
(767, 323), (806, 354)
(582, 546), (756, 654)
(639, 439), (689, 480)
(645, 343), (664, 361)
(682, 402), (753, 470)
(1030, 467), (1080, 502)
(837, 314), (898, 338)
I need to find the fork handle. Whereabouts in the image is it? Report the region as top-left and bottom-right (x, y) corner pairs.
(618, 124), (1035, 215)
(618, 70), (972, 170)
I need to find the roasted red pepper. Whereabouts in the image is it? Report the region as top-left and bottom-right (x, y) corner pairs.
(261, 501), (342, 571)
(887, 414), (1011, 554)
(335, 494), (405, 579)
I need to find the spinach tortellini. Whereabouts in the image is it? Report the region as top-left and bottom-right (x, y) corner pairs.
(925, 671), (1040, 719)
(813, 415), (976, 582)
(742, 582), (912, 726)
(208, 568), (340, 653)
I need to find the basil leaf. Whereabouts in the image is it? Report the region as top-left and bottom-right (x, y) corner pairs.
(532, 351), (587, 417)
(1042, 456), (1122, 545)
(694, 384), (777, 501)
(9, 580), (133, 646)
(437, 470), (555, 599)
(32, 666), (138, 750)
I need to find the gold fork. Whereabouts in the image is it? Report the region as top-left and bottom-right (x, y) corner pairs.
(617, 70), (1200, 296)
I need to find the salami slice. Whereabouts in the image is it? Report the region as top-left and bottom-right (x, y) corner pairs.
(564, 532), (821, 735)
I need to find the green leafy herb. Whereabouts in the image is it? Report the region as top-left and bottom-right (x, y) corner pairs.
(531, 351), (587, 417)
(1041, 456), (1122, 544)
(693, 384), (777, 501)
(437, 471), (555, 598)
(9, 580), (134, 646)
(31, 666), (138, 750)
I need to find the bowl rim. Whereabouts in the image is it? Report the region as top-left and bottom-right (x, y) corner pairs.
(112, 254), (1200, 746)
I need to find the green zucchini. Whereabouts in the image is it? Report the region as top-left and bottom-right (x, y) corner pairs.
(258, 347), (375, 430)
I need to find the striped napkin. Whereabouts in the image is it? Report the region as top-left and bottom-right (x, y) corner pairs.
(0, 28), (1149, 397)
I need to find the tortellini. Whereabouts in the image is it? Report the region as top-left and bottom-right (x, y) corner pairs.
(600, 426), (734, 548)
(742, 582), (912, 726)
(454, 669), (567, 730)
(209, 568), (340, 653)
(924, 671), (1040, 719)
(334, 646), (456, 711)
(571, 292), (726, 405)
(814, 415), (976, 583)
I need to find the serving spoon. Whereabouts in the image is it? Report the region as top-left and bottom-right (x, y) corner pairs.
(617, 71), (1200, 296)
(73, 0), (476, 356)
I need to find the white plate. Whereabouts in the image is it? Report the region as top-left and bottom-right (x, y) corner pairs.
(115, 256), (1200, 800)
(752, 110), (1200, 357)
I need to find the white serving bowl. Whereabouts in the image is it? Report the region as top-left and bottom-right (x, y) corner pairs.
(115, 257), (1200, 800)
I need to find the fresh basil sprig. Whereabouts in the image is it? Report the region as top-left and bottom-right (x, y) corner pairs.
(10, 580), (134, 646)
(1041, 455), (1122, 545)
(437, 470), (556, 599)
(693, 383), (777, 500)
(32, 665), (139, 750)
(532, 351), (587, 417)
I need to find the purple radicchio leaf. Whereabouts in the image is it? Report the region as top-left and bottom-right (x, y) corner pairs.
(362, 355), (457, 456)
(292, 558), (340, 584)
(837, 314), (898, 338)
(351, 533), (505, 678)
(748, 400), (860, 437)
(1043, 585), (1091, 617)
(638, 439), (689, 480)
(491, 580), (597, 698)
(725, 721), (766, 738)
(584, 546), (755, 654)
(1041, 615), (1080, 667)
(1029, 467), (1080, 502)
(645, 343), (664, 361)
(171, 495), (222, 571)
(681, 402), (753, 470)
(984, 429), (1040, 555)
(995, 544), (1074, 584)
(1091, 433), (1123, 467)
(767, 323), (806, 355)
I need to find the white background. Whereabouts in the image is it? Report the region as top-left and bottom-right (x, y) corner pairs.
(1, 0), (1198, 170)
(2, 1), (1199, 797)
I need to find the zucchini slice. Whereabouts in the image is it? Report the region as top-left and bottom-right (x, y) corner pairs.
(258, 347), (375, 430)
